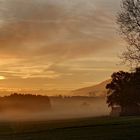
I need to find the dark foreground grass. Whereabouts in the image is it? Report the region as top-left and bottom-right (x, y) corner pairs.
(0, 116), (140, 140)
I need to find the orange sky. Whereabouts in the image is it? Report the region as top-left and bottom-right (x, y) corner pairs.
(0, 0), (128, 90)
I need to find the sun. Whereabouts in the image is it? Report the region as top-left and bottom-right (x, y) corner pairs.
(0, 76), (6, 80)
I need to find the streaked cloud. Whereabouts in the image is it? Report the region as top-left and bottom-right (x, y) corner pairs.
(0, 0), (127, 90)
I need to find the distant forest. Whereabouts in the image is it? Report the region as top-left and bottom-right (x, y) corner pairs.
(0, 93), (51, 112)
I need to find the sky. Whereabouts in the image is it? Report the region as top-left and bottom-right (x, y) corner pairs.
(0, 0), (128, 91)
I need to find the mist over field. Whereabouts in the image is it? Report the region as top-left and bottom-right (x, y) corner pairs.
(50, 97), (109, 119)
(0, 80), (110, 121)
(0, 96), (109, 121)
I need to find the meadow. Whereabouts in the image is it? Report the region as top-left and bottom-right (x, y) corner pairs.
(0, 116), (140, 140)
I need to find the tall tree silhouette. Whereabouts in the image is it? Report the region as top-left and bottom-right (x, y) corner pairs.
(117, 0), (140, 66)
(131, 67), (140, 102)
(106, 71), (131, 107)
(106, 68), (140, 115)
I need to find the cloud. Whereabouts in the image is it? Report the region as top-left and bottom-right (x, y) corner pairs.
(0, 0), (125, 89)
(0, 0), (121, 58)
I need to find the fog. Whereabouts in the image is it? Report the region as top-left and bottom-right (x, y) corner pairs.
(0, 97), (110, 121)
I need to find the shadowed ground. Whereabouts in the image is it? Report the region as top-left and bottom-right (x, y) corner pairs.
(0, 117), (140, 140)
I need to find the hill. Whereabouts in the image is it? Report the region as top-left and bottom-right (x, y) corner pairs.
(72, 79), (111, 97)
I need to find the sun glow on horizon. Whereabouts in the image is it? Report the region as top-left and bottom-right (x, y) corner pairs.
(0, 76), (6, 80)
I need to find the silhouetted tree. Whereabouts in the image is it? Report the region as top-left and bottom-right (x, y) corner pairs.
(131, 67), (140, 101)
(117, 0), (140, 66)
(106, 68), (140, 116)
(106, 71), (131, 107)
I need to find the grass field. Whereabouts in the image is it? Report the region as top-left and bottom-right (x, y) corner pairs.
(0, 116), (140, 140)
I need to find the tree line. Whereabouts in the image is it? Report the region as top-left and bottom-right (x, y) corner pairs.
(0, 93), (51, 112)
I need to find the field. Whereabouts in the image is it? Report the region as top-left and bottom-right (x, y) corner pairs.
(0, 116), (140, 140)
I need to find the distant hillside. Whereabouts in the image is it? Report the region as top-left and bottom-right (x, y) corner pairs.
(72, 79), (111, 97)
